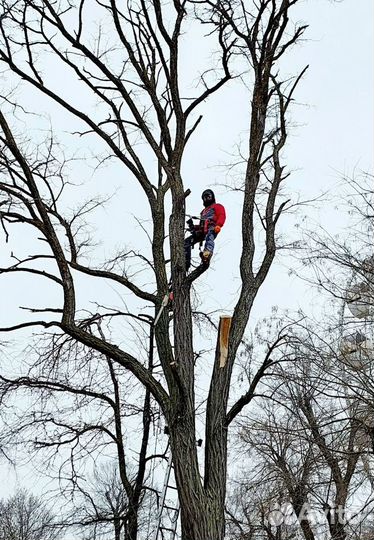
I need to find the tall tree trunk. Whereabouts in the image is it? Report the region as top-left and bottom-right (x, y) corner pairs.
(169, 411), (226, 540)
(125, 511), (138, 540)
(113, 514), (122, 540)
(325, 505), (346, 540)
(293, 500), (315, 540)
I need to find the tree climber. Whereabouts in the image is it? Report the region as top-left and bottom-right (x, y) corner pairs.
(184, 189), (226, 271)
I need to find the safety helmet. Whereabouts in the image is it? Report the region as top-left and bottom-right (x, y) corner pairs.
(201, 189), (215, 207)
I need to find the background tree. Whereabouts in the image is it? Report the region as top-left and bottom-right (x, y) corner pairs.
(229, 327), (373, 540)
(0, 489), (60, 540)
(0, 321), (157, 540)
(229, 172), (374, 540)
(68, 463), (157, 540)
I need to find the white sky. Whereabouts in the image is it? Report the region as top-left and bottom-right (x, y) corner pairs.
(194, 0), (374, 318)
(0, 0), (373, 516)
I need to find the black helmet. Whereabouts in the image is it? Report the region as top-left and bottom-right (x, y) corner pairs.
(201, 189), (215, 207)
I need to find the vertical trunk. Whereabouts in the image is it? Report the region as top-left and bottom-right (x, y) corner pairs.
(323, 484), (348, 540)
(326, 506), (346, 540)
(169, 415), (226, 540)
(180, 500), (225, 540)
(327, 487), (348, 540)
(178, 491), (225, 540)
(125, 511), (138, 540)
(293, 500), (315, 540)
(126, 330), (153, 540)
(329, 524), (346, 540)
(299, 518), (316, 540)
(114, 515), (122, 540)
(289, 484), (315, 540)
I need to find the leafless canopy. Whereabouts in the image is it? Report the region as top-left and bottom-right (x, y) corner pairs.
(0, 1), (309, 539)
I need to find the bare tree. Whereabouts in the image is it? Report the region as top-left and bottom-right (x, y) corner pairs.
(0, 489), (60, 540)
(68, 463), (156, 540)
(274, 329), (370, 540)
(228, 304), (374, 540)
(226, 464), (300, 540)
(291, 172), (374, 540)
(0, 323), (156, 540)
(0, 1), (309, 538)
(239, 407), (318, 540)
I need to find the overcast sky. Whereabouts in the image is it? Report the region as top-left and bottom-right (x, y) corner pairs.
(194, 0), (374, 318)
(0, 0), (373, 507)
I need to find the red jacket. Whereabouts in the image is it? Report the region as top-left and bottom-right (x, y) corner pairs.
(201, 203), (226, 234)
